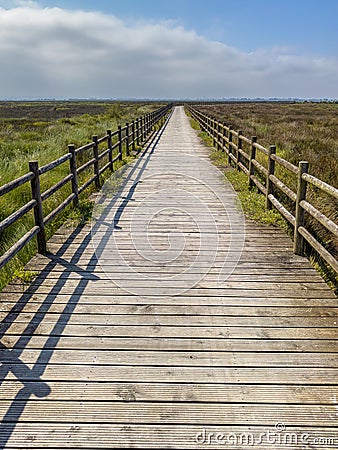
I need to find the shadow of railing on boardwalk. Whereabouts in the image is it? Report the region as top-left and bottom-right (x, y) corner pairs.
(0, 120), (170, 447)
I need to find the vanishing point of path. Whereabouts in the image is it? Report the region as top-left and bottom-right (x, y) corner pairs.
(0, 106), (337, 449)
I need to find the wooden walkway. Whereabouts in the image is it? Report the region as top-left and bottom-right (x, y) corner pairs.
(1, 106), (337, 449)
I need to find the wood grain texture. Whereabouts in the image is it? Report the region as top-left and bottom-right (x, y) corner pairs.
(0, 107), (337, 449)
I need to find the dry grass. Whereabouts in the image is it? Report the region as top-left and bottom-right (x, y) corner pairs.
(193, 102), (338, 292)
(0, 101), (162, 291)
(196, 102), (338, 187)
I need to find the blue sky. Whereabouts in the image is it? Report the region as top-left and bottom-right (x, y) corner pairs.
(20, 0), (338, 56)
(0, 0), (337, 98)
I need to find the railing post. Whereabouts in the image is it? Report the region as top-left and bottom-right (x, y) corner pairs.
(266, 145), (276, 209)
(29, 160), (47, 255)
(131, 121), (135, 152)
(294, 161), (309, 255)
(143, 115), (147, 140)
(136, 118), (140, 146)
(237, 130), (243, 170)
(92, 135), (100, 189)
(215, 120), (219, 149)
(68, 144), (79, 207)
(118, 125), (123, 161)
(249, 136), (257, 188)
(107, 130), (113, 171)
(125, 122), (130, 157)
(228, 126), (233, 165)
(222, 122), (227, 152)
(140, 116), (144, 141)
(217, 122), (221, 150)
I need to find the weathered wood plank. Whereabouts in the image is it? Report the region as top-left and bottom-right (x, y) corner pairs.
(2, 380), (336, 404)
(1, 401), (338, 426)
(2, 424), (338, 449)
(1, 106), (336, 450)
(1, 313), (336, 327)
(2, 324), (338, 339)
(1, 303), (337, 317)
(2, 292), (337, 307)
(2, 336), (338, 352)
(3, 364), (338, 384)
(3, 349), (338, 367)
(3, 285), (335, 298)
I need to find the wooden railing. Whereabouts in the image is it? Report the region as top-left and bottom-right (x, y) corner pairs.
(186, 104), (338, 274)
(0, 104), (172, 271)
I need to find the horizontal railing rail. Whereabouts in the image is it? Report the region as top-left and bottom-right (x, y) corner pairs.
(0, 103), (172, 271)
(186, 104), (338, 275)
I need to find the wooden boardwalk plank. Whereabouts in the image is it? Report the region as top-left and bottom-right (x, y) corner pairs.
(1, 380), (337, 404)
(1, 424), (338, 449)
(1, 401), (338, 426)
(2, 325), (338, 339)
(0, 106), (337, 449)
(4, 364), (338, 384)
(2, 335), (338, 352)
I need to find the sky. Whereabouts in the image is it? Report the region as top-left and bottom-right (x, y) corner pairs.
(0, 0), (337, 99)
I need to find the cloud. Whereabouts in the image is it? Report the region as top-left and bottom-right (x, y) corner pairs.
(0, 3), (337, 98)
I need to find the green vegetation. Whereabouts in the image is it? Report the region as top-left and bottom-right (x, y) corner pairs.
(0, 101), (161, 291)
(189, 117), (201, 131)
(11, 267), (38, 285)
(193, 104), (338, 256)
(63, 198), (94, 227)
(189, 112), (338, 294)
(0, 101), (157, 187)
(212, 153), (286, 227)
(195, 102), (338, 188)
(194, 120), (287, 228)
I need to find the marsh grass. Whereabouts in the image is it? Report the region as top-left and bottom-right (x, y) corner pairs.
(191, 104), (338, 294)
(209, 147), (287, 228)
(194, 104), (338, 245)
(196, 102), (338, 187)
(0, 101), (160, 291)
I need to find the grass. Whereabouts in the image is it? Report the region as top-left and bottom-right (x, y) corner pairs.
(189, 112), (338, 294)
(11, 267), (38, 285)
(188, 110), (285, 226)
(62, 198), (95, 228)
(194, 103), (338, 237)
(0, 101), (163, 291)
(196, 121), (287, 228)
(217, 165), (286, 228)
(0, 102), (159, 186)
(195, 102), (338, 188)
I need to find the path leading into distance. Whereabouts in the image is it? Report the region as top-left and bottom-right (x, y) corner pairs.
(1, 106), (337, 449)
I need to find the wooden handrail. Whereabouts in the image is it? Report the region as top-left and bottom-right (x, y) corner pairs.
(0, 103), (172, 273)
(186, 104), (338, 274)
